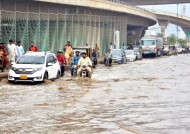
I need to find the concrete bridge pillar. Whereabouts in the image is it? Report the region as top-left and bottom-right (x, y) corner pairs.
(183, 28), (190, 44)
(127, 26), (146, 45)
(159, 21), (169, 42)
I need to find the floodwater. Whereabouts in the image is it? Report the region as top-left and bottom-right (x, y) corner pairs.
(1, 54), (190, 134)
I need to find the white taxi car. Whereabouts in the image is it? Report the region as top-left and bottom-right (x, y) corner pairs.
(8, 52), (61, 83)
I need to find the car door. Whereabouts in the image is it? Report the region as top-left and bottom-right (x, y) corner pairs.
(51, 55), (59, 78)
(46, 54), (54, 79)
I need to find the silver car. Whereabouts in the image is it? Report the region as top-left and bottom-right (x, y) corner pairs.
(111, 49), (127, 64)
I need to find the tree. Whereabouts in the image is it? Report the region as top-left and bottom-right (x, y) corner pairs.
(177, 38), (187, 48)
(167, 34), (177, 45)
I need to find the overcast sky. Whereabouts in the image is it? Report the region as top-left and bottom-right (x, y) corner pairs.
(140, 4), (190, 38)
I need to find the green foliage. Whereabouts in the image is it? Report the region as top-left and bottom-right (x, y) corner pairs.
(167, 34), (177, 45)
(177, 38), (187, 48)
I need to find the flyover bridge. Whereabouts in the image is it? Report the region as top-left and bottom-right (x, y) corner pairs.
(120, 0), (190, 5)
(149, 10), (190, 41)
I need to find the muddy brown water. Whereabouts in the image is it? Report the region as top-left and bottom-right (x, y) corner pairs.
(1, 54), (190, 134)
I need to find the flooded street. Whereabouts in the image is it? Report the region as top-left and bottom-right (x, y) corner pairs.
(1, 54), (190, 134)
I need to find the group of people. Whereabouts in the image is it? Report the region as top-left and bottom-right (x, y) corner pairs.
(56, 41), (102, 78)
(0, 40), (39, 70)
(0, 39), (113, 78)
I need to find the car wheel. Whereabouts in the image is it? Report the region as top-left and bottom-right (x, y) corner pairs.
(121, 59), (124, 64)
(43, 72), (48, 81)
(8, 80), (14, 84)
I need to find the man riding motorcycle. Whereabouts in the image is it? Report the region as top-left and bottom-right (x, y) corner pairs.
(77, 52), (92, 78)
(104, 49), (113, 66)
(71, 51), (80, 77)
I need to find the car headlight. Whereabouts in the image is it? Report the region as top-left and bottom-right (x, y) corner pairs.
(33, 67), (43, 72)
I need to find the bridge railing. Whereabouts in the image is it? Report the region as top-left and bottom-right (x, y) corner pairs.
(148, 9), (190, 21)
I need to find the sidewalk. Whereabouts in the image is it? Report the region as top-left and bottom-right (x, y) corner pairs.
(0, 71), (8, 78)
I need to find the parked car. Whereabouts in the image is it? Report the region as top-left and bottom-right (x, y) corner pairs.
(133, 45), (142, 60)
(125, 50), (137, 62)
(182, 47), (189, 53)
(163, 45), (172, 56)
(175, 45), (183, 54)
(111, 49), (127, 64)
(8, 52), (61, 83)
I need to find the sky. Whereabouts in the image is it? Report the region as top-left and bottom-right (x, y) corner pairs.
(139, 4), (190, 39)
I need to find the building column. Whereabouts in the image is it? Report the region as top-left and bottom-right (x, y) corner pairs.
(159, 21), (169, 43)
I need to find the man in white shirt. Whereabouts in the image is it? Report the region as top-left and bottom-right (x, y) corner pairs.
(7, 40), (18, 62)
(16, 41), (25, 61)
(77, 52), (92, 78)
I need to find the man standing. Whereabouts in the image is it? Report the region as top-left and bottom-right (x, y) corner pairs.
(16, 41), (25, 61)
(7, 40), (17, 63)
(92, 49), (98, 67)
(110, 43), (113, 49)
(64, 41), (73, 65)
(95, 44), (100, 57)
(56, 51), (66, 77)
(29, 42), (38, 52)
(77, 52), (92, 78)
(70, 51), (81, 77)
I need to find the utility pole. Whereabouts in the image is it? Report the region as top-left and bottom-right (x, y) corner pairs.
(182, 5), (186, 17)
(177, 3), (179, 45)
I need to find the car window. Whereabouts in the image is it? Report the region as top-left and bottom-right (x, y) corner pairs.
(17, 55), (45, 64)
(46, 54), (57, 64)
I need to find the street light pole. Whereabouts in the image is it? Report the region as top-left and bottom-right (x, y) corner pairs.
(177, 3), (179, 45)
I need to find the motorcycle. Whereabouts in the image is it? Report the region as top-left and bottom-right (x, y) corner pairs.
(80, 65), (89, 78)
(104, 58), (111, 67)
(73, 65), (79, 77)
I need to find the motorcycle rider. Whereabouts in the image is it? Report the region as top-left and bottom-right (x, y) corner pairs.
(56, 51), (66, 77)
(71, 51), (81, 77)
(104, 49), (113, 66)
(77, 52), (92, 78)
(92, 49), (98, 68)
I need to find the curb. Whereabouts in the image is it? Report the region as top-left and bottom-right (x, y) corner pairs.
(0, 72), (8, 78)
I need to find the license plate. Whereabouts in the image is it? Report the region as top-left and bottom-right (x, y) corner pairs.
(20, 75), (27, 80)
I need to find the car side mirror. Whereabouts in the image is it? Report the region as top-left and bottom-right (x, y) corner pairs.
(47, 63), (53, 67)
(11, 62), (15, 65)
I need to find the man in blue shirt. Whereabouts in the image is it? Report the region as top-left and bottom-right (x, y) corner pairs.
(71, 51), (81, 76)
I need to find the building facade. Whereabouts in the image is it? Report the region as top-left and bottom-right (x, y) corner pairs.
(0, 0), (128, 54)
